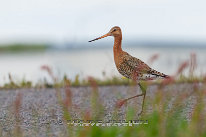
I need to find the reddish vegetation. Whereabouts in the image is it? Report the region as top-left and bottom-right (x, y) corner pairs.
(14, 92), (23, 136)
(41, 65), (57, 82)
(88, 77), (98, 90)
(176, 61), (189, 76)
(189, 52), (197, 76)
(148, 53), (160, 65)
(14, 92), (22, 116)
(64, 84), (72, 109)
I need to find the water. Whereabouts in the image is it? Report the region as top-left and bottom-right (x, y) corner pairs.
(0, 46), (206, 85)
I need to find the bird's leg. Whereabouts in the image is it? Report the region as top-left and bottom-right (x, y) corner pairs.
(123, 92), (145, 102)
(137, 82), (147, 116)
(119, 81), (147, 115)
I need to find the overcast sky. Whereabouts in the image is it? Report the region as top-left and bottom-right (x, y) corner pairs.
(0, 0), (206, 44)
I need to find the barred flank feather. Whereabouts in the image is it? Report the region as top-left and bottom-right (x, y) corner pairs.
(148, 69), (169, 78)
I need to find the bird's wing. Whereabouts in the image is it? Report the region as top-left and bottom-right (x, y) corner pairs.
(123, 52), (168, 80)
(123, 52), (150, 73)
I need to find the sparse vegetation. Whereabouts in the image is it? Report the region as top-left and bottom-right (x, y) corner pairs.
(1, 73), (205, 89)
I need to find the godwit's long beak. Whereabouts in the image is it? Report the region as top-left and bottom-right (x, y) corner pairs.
(88, 33), (110, 42)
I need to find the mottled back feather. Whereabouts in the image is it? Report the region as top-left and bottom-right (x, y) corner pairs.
(117, 52), (169, 81)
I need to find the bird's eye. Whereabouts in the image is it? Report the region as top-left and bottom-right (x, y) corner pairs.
(113, 29), (116, 32)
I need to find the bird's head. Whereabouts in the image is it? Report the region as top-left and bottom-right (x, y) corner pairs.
(88, 26), (122, 42)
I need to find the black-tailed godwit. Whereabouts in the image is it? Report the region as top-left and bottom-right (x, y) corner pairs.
(89, 26), (169, 115)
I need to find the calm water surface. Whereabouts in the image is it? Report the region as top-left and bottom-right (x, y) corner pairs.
(0, 47), (206, 84)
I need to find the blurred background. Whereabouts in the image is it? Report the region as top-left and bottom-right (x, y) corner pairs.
(0, 0), (206, 84)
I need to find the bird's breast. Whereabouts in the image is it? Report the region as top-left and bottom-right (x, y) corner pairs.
(114, 55), (132, 79)
(113, 49), (133, 79)
(117, 62), (133, 79)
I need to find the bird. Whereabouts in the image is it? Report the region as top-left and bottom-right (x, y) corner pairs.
(89, 26), (169, 115)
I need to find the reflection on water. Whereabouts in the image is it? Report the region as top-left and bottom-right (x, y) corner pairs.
(0, 46), (206, 84)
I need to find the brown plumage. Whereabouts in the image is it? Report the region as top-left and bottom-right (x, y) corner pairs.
(89, 26), (169, 115)
(116, 51), (169, 81)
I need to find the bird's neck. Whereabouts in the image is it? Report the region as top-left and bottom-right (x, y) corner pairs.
(113, 36), (123, 67)
(113, 36), (122, 54)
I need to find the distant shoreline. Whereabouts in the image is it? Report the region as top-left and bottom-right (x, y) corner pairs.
(1, 39), (206, 52)
(0, 44), (48, 52)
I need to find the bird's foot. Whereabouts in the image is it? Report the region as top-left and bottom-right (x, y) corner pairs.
(116, 99), (127, 108)
(137, 109), (144, 116)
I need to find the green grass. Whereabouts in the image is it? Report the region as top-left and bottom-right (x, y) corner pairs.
(0, 73), (205, 89)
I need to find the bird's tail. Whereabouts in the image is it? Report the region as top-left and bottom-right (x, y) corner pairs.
(148, 69), (170, 79)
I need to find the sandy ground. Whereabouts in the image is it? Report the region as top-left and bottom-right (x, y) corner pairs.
(0, 83), (205, 136)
